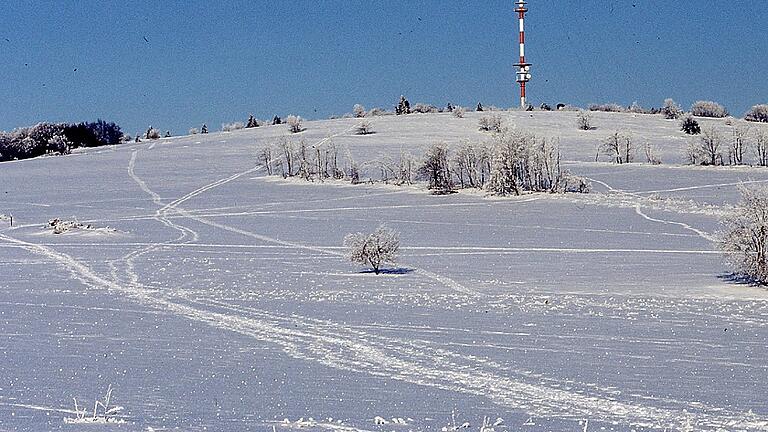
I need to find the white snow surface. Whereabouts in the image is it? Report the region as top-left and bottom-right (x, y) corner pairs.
(1, 111), (767, 431)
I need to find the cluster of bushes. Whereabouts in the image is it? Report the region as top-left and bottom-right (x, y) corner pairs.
(0, 120), (122, 162)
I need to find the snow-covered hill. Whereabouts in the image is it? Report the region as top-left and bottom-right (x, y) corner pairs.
(1, 111), (767, 431)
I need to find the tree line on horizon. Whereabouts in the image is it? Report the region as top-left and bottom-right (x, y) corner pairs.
(0, 120), (122, 162)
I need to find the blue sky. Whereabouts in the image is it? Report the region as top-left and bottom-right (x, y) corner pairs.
(1, 1), (767, 135)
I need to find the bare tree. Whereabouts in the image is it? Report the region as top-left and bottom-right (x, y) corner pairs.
(720, 184), (768, 284)
(258, 144), (274, 175)
(754, 128), (768, 166)
(279, 137), (295, 177)
(643, 141), (662, 165)
(344, 225), (401, 274)
(700, 125), (724, 166)
(729, 125), (749, 165)
(600, 132), (634, 164)
(418, 143), (454, 193)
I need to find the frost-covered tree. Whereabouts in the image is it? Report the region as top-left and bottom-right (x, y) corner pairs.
(661, 98), (683, 120)
(189, 127), (199, 135)
(286, 115), (304, 133)
(418, 142), (454, 193)
(720, 185), (768, 285)
(745, 105), (768, 123)
(452, 106), (466, 118)
(485, 129), (569, 195)
(353, 104), (366, 118)
(576, 110), (592, 130)
(691, 100), (728, 118)
(344, 225), (400, 274)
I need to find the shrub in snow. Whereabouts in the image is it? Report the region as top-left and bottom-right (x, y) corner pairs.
(355, 120), (373, 135)
(720, 185), (768, 285)
(286, 115), (304, 133)
(145, 126), (160, 140)
(681, 116), (701, 135)
(344, 225), (400, 274)
(588, 103), (625, 113)
(576, 110), (592, 130)
(412, 103), (438, 114)
(540, 103), (552, 111)
(452, 106), (466, 118)
(418, 143), (454, 193)
(745, 104), (768, 123)
(661, 98), (683, 120)
(353, 104), (366, 118)
(600, 131), (635, 164)
(189, 127), (199, 135)
(395, 96), (410, 115)
(367, 107), (389, 117)
(478, 115), (502, 132)
(221, 121), (245, 132)
(691, 100), (728, 118)
(643, 142), (662, 165)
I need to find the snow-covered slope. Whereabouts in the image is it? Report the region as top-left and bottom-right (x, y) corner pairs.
(1, 111), (767, 432)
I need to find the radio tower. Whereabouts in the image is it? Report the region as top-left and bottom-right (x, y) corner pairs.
(514, 0), (532, 109)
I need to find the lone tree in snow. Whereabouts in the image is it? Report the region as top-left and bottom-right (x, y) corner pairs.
(344, 225), (401, 274)
(286, 115), (304, 133)
(201, 124), (208, 134)
(395, 96), (410, 115)
(720, 185), (768, 285)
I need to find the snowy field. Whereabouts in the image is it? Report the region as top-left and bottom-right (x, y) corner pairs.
(1, 111), (767, 431)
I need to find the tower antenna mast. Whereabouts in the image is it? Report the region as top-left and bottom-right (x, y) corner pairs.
(514, 0), (532, 108)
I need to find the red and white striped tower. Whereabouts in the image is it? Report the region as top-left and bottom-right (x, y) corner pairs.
(514, 0), (532, 108)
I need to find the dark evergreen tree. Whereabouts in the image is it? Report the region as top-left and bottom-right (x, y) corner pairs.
(396, 95), (411, 115)
(201, 124), (208, 134)
(272, 116), (282, 125)
(476, 102), (484, 112)
(246, 114), (258, 128)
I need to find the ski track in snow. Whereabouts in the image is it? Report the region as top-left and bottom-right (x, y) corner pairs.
(0, 232), (766, 431)
(3, 127), (766, 430)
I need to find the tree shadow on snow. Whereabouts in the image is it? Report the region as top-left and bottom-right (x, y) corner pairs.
(359, 267), (414, 275)
(717, 272), (767, 288)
